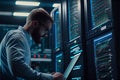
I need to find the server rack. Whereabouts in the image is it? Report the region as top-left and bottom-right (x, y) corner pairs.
(84, 0), (113, 39)
(50, 5), (64, 73)
(31, 47), (52, 73)
(86, 31), (118, 80)
(61, 0), (85, 79)
(67, 38), (84, 80)
(84, 0), (119, 79)
(51, 5), (62, 51)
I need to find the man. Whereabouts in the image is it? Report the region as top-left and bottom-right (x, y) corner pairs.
(0, 8), (64, 80)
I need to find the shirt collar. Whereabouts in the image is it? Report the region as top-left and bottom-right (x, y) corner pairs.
(18, 26), (32, 47)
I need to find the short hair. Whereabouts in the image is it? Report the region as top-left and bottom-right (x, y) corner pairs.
(27, 8), (53, 24)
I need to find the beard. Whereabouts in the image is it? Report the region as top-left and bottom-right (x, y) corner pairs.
(31, 28), (41, 44)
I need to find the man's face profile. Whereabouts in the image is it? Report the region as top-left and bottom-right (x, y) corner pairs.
(31, 21), (52, 44)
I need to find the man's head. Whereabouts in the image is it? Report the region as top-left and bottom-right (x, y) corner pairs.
(25, 8), (53, 44)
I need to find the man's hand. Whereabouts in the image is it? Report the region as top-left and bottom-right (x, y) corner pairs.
(52, 72), (65, 80)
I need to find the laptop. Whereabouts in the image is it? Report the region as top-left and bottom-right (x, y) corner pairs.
(63, 53), (81, 80)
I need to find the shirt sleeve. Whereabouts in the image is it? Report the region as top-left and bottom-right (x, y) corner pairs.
(6, 34), (53, 80)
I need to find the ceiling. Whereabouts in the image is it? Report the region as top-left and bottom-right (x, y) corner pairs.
(0, 0), (61, 26)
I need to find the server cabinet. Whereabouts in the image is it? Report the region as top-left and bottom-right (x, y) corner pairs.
(67, 38), (84, 80)
(51, 5), (62, 51)
(66, 0), (85, 79)
(51, 5), (64, 73)
(84, 0), (113, 39)
(84, 0), (120, 79)
(86, 32), (118, 80)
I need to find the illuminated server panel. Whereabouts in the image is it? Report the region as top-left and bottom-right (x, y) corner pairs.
(51, 6), (63, 73)
(94, 33), (115, 80)
(31, 41), (51, 59)
(68, 0), (81, 41)
(91, 0), (112, 29)
(30, 29), (52, 73)
(30, 44), (52, 73)
(84, 0), (112, 38)
(55, 53), (63, 73)
(51, 5), (62, 51)
(54, 8), (62, 50)
(30, 41), (52, 73)
(69, 39), (83, 80)
(67, 0), (83, 79)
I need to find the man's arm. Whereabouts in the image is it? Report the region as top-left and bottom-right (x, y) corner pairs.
(6, 35), (53, 80)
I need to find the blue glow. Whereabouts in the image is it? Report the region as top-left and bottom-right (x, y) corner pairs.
(94, 33), (112, 42)
(54, 8), (61, 49)
(72, 77), (81, 80)
(73, 50), (83, 55)
(70, 47), (80, 53)
(90, 0), (95, 29)
(56, 53), (62, 58)
(93, 32), (112, 74)
(55, 53), (63, 72)
(70, 52), (82, 59)
(58, 60), (61, 62)
(73, 65), (81, 70)
(70, 45), (79, 49)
